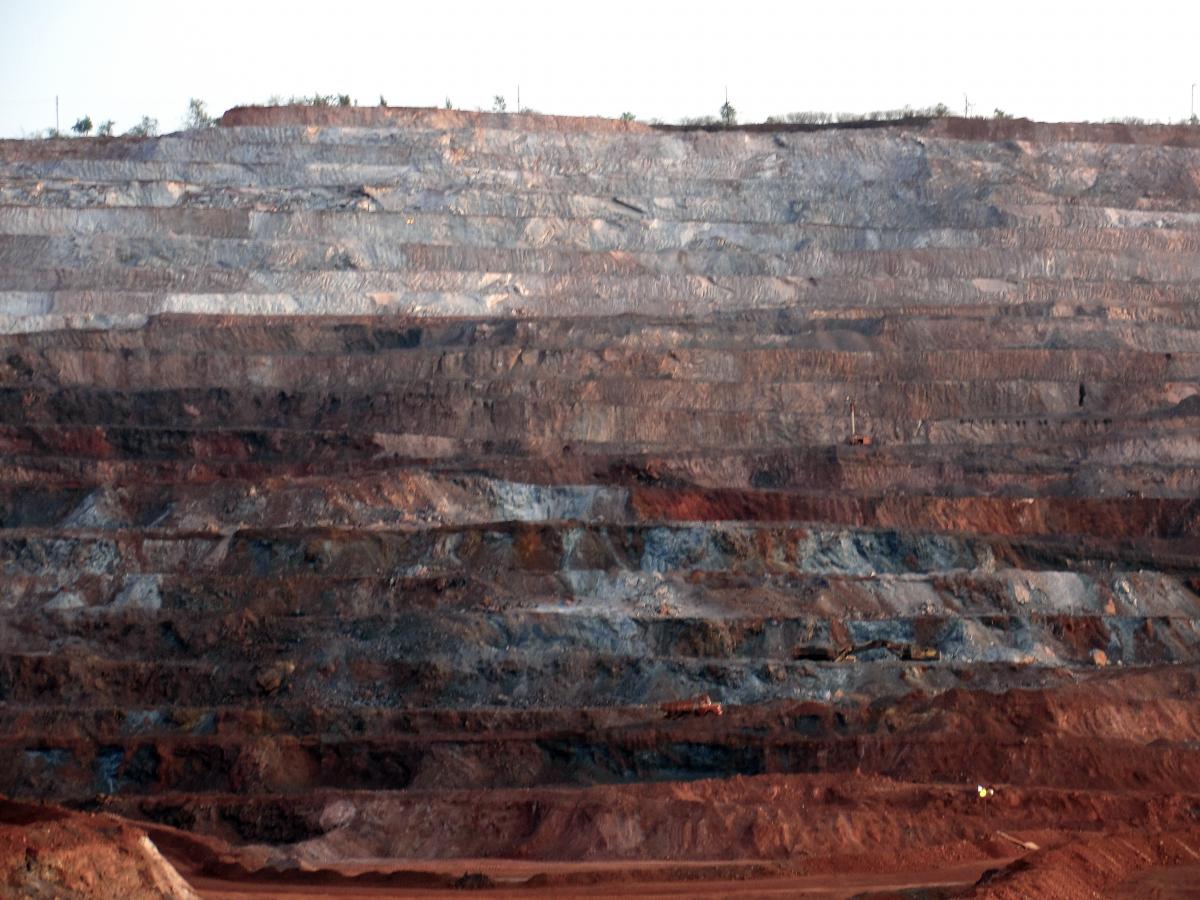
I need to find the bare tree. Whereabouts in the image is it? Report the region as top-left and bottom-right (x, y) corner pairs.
(126, 116), (158, 137)
(184, 98), (214, 129)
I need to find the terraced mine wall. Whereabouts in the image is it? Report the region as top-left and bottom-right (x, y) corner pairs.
(1, 107), (1200, 893)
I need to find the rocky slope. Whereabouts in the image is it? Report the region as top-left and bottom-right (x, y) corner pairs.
(0, 106), (1199, 895)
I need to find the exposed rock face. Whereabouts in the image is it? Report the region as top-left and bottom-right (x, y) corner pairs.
(0, 800), (198, 899)
(1, 107), (1199, 893)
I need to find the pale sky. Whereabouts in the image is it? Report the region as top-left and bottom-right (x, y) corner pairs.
(1, 0), (1198, 137)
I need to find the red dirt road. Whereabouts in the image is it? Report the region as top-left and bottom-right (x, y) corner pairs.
(186, 857), (1015, 899)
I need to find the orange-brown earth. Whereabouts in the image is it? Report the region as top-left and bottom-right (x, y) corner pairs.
(0, 105), (1199, 896)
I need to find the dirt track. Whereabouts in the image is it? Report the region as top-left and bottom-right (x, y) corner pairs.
(184, 858), (1015, 898)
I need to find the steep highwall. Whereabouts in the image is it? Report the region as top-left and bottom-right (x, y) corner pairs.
(0, 107), (1198, 893)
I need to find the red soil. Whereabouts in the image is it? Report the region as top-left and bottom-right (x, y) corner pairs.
(0, 799), (199, 898)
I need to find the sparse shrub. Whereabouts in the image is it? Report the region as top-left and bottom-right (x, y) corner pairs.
(71, 116), (93, 135)
(96, 120), (114, 136)
(281, 93), (354, 108)
(184, 98), (214, 129)
(767, 106), (954, 126)
(620, 111), (636, 122)
(994, 108), (1012, 119)
(492, 95), (507, 113)
(125, 116), (158, 137)
(783, 111), (835, 125)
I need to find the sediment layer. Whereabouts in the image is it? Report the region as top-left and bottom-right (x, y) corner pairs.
(2, 107), (1199, 895)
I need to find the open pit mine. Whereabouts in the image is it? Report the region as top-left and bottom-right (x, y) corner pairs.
(1, 106), (1200, 898)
